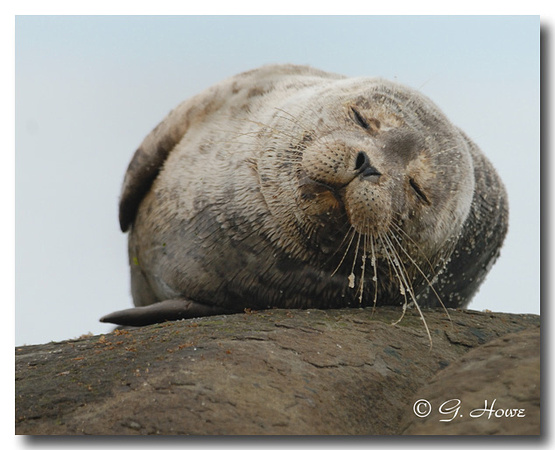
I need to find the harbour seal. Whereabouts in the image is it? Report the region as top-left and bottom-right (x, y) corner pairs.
(101, 64), (508, 328)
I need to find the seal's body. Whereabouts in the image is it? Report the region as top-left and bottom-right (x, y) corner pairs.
(101, 64), (508, 326)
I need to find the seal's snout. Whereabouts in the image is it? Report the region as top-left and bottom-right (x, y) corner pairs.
(354, 151), (381, 180)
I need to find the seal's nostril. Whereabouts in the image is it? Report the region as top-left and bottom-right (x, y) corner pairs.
(355, 151), (369, 172)
(354, 151), (380, 178)
(362, 167), (381, 178)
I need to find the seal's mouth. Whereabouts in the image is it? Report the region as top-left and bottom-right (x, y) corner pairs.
(297, 172), (344, 217)
(298, 148), (382, 198)
(297, 148), (383, 210)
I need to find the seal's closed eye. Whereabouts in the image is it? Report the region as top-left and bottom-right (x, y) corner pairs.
(350, 106), (381, 135)
(351, 107), (370, 130)
(409, 178), (431, 205)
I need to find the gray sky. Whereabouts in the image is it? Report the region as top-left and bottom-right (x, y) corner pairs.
(15, 15), (540, 346)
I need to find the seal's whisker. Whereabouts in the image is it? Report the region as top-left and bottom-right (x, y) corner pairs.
(273, 107), (315, 133)
(347, 229), (363, 290)
(330, 225), (358, 278)
(356, 224), (369, 304)
(388, 230), (450, 321)
(383, 232), (416, 307)
(377, 232), (408, 315)
(301, 104), (343, 137)
(382, 232), (433, 348)
(384, 233), (412, 296)
(298, 108), (347, 157)
(389, 221), (438, 277)
(234, 117), (300, 141)
(366, 233), (377, 314)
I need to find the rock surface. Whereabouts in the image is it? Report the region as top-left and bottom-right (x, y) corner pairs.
(15, 307), (540, 435)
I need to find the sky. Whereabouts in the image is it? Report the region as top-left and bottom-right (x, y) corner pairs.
(14, 15), (540, 346)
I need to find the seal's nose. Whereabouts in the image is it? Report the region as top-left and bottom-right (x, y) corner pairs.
(355, 151), (381, 179)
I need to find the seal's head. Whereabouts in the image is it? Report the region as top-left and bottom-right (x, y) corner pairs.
(257, 79), (475, 286)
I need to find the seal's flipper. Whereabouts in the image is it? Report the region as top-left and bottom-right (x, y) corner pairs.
(119, 88), (233, 232)
(100, 299), (235, 327)
(118, 104), (192, 232)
